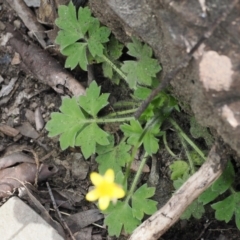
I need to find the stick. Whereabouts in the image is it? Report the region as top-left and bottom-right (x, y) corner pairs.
(46, 182), (76, 240)
(7, 0), (47, 48)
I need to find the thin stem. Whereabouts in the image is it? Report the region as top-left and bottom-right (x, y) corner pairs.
(179, 135), (195, 174)
(102, 54), (127, 81)
(230, 186), (236, 194)
(123, 144), (139, 186)
(113, 101), (140, 109)
(104, 108), (138, 118)
(90, 116), (134, 123)
(125, 152), (149, 204)
(163, 131), (177, 158)
(169, 118), (205, 160)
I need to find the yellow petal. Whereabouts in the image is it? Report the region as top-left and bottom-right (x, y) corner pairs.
(98, 196), (110, 210)
(113, 185), (125, 198)
(86, 189), (99, 201)
(90, 172), (103, 186)
(104, 169), (114, 183)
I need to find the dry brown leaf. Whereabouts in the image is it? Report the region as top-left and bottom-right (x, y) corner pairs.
(65, 209), (103, 232)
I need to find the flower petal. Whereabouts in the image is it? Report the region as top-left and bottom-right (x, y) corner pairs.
(113, 185), (125, 198)
(90, 172), (103, 186)
(86, 189), (99, 201)
(104, 169), (114, 183)
(98, 196), (110, 210)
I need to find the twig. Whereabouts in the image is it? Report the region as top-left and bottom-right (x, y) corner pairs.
(46, 182), (76, 240)
(7, 0), (47, 48)
(134, 0), (239, 119)
(196, 220), (212, 240)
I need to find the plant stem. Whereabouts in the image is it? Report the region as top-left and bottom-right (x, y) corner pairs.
(113, 101), (140, 109)
(179, 135), (195, 174)
(230, 186), (236, 194)
(104, 109), (137, 118)
(163, 131), (177, 158)
(102, 54), (127, 81)
(124, 152), (149, 204)
(169, 118), (205, 160)
(123, 144), (139, 186)
(93, 116), (134, 123)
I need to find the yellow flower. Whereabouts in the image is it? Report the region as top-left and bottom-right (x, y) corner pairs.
(86, 169), (125, 210)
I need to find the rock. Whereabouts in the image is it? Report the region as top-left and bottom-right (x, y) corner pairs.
(0, 197), (64, 240)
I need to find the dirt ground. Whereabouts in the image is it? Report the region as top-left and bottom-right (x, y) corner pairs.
(1, 1), (240, 240)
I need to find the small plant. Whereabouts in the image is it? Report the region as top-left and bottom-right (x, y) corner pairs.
(46, 2), (239, 237)
(54, 2), (160, 89)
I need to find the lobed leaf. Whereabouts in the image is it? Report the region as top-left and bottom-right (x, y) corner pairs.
(75, 123), (109, 159)
(120, 119), (160, 155)
(121, 38), (161, 89)
(131, 184), (157, 220)
(46, 81), (110, 158)
(55, 3), (84, 49)
(104, 201), (140, 237)
(211, 193), (240, 223)
(78, 81), (109, 117)
(96, 136), (131, 174)
(180, 199), (205, 220)
(88, 21), (111, 57)
(169, 160), (189, 180)
(62, 43), (88, 70)
(199, 161), (234, 205)
(45, 97), (86, 149)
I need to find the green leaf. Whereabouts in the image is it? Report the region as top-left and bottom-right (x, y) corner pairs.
(173, 172), (190, 189)
(46, 81), (110, 158)
(105, 36), (124, 60)
(169, 161), (189, 180)
(120, 120), (143, 146)
(45, 97), (86, 149)
(87, 21), (111, 57)
(199, 161), (234, 205)
(143, 129), (159, 156)
(134, 86), (151, 100)
(181, 199), (205, 220)
(131, 184), (157, 220)
(211, 161), (235, 192)
(78, 81), (109, 117)
(77, 7), (97, 35)
(189, 151), (204, 166)
(75, 123), (109, 159)
(104, 201), (140, 237)
(121, 38), (161, 89)
(55, 3), (84, 49)
(96, 136), (131, 174)
(211, 193), (240, 223)
(102, 37), (123, 84)
(120, 119), (160, 155)
(198, 187), (220, 205)
(62, 43), (88, 70)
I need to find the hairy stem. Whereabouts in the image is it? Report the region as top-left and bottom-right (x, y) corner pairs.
(104, 108), (137, 118)
(93, 116), (134, 123)
(125, 152), (149, 204)
(179, 135), (195, 174)
(169, 118), (205, 160)
(102, 54), (127, 81)
(163, 131), (177, 158)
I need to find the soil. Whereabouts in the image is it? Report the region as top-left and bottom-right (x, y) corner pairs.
(0, 1), (240, 240)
